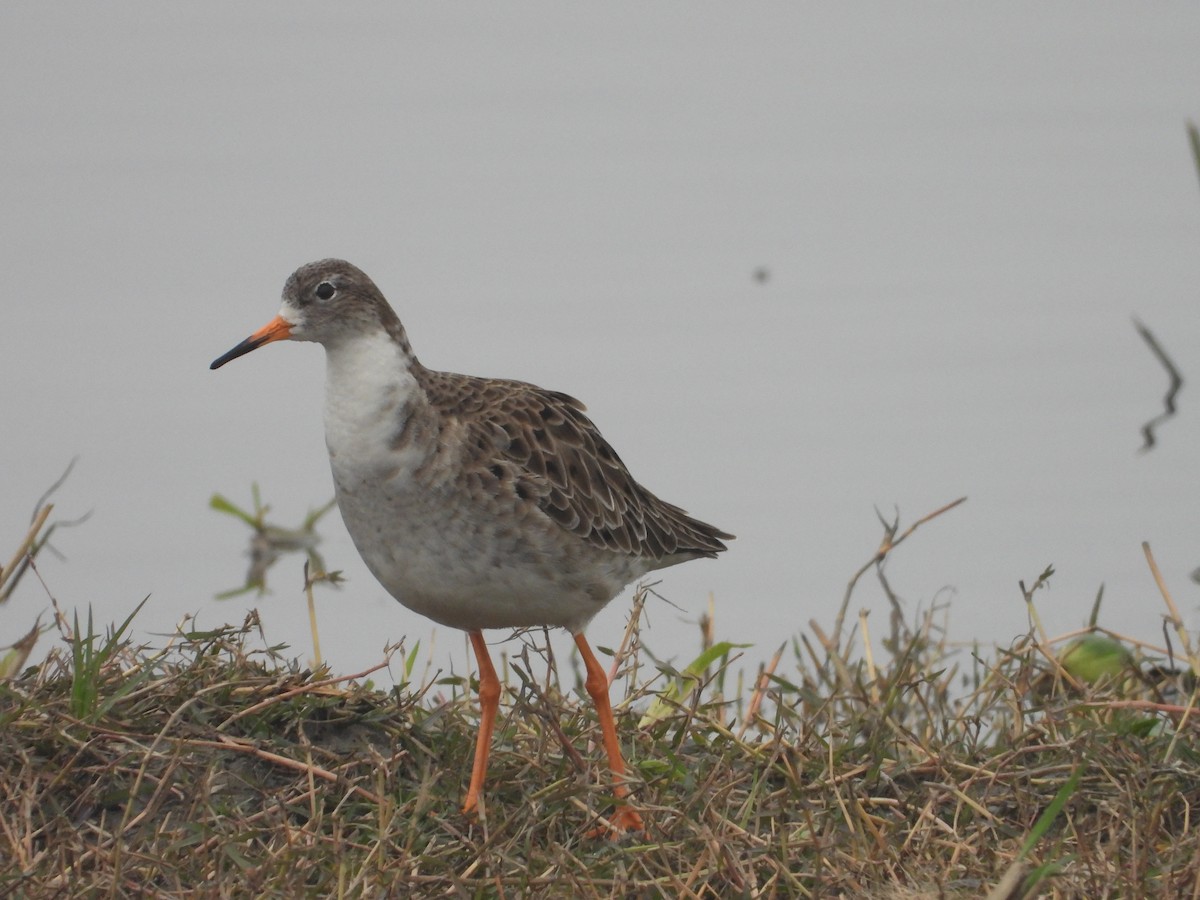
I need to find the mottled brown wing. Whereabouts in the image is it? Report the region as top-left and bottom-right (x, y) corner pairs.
(420, 370), (732, 562)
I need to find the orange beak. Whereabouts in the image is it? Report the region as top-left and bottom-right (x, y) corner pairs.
(210, 315), (292, 370)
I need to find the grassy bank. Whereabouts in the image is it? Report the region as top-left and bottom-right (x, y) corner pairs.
(3, 502), (1200, 897)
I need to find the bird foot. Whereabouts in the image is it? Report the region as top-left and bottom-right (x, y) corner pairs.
(461, 795), (483, 822)
(586, 805), (646, 839)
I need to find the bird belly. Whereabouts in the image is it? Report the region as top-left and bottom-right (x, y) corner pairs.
(329, 459), (643, 633)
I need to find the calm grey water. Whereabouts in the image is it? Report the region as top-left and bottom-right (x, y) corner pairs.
(4, 5), (1200, 683)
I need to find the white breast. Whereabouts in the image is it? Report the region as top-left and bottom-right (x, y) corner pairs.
(322, 331), (423, 485)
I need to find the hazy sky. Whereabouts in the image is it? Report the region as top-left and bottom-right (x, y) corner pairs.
(4, 5), (1200, 683)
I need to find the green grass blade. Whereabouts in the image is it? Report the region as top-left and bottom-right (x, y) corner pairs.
(1018, 763), (1083, 859)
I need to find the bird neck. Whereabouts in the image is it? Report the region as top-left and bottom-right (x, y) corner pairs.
(322, 329), (426, 448)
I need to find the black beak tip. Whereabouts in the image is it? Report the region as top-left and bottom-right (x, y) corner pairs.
(209, 335), (265, 371)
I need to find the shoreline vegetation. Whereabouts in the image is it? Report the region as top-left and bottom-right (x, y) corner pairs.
(4, 494), (1200, 898)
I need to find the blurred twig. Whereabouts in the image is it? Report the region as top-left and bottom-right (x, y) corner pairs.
(211, 486), (336, 598)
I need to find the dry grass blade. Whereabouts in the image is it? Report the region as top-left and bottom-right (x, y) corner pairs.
(0, 503), (53, 600)
(1143, 541), (1197, 674)
(831, 496), (967, 649)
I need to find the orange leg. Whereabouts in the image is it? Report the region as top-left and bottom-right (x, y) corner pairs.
(462, 630), (501, 817)
(574, 632), (646, 834)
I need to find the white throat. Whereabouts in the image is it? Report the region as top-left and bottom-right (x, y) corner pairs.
(321, 330), (422, 481)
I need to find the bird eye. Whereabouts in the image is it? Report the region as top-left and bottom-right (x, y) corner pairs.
(315, 281), (336, 300)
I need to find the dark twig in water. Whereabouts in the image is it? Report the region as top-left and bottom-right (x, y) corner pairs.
(1133, 318), (1183, 452)
(1187, 121), (1200, 193)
